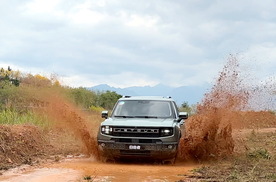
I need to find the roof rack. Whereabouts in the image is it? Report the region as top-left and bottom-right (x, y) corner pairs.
(122, 96), (173, 99)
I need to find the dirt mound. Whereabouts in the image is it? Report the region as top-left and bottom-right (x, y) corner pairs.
(231, 111), (276, 129)
(0, 125), (49, 170)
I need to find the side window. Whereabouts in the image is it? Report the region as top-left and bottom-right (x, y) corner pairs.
(172, 101), (179, 118)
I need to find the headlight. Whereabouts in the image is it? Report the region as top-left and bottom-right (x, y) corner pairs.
(101, 125), (113, 135)
(160, 128), (173, 136)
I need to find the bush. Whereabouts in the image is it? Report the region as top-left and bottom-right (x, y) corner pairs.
(90, 105), (105, 112)
(68, 87), (97, 109)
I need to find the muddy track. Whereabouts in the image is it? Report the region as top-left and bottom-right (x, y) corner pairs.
(1, 128), (275, 182)
(0, 158), (199, 182)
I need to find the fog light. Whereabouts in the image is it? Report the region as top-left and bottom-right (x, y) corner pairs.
(101, 143), (106, 147)
(168, 145), (173, 149)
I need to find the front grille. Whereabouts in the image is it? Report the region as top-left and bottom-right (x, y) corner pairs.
(112, 127), (160, 137)
(111, 138), (162, 143)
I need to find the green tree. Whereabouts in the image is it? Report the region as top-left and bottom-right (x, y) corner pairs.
(69, 87), (97, 109)
(0, 67), (20, 88)
(179, 101), (197, 115)
(97, 91), (122, 110)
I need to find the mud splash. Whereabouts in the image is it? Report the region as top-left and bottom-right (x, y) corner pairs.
(21, 87), (101, 159)
(41, 93), (100, 158)
(178, 55), (276, 161)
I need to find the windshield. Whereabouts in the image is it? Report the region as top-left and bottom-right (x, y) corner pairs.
(112, 100), (174, 118)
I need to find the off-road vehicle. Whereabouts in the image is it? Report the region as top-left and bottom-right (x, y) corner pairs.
(97, 96), (188, 163)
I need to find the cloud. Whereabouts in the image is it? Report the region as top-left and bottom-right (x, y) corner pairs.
(62, 71), (158, 88)
(0, 0), (276, 88)
(240, 43), (276, 81)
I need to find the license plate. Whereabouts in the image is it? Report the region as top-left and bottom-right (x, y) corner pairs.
(128, 145), (141, 150)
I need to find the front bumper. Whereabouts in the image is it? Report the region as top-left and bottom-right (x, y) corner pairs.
(98, 139), (178, 160)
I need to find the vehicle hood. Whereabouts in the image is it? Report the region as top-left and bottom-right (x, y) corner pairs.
(101, 118), (176, 127)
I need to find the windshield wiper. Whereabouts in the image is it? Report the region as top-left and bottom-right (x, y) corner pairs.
(114, 115), (134, 118)
(134, 116), (158, 118)
(114, 115), (160, 118)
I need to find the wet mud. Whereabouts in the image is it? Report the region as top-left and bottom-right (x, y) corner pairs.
(0, 167), (81, 182)
(0, 158), (199, 182)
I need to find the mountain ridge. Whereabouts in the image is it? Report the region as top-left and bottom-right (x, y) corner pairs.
(88, 84), (210, 105)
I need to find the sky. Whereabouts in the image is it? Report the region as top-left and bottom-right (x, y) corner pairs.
(1, 0), (276, 88)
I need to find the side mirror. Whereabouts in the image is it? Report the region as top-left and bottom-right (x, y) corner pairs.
(179, 112), (188, 120)
(101, 111), (108, 119)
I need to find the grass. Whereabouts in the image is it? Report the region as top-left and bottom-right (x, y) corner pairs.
(0, 109), (51, 129)
(186, 131), (276, 182)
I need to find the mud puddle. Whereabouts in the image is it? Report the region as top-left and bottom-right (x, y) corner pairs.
(0, 168), (81, 182)
(0, 158), (199, 182)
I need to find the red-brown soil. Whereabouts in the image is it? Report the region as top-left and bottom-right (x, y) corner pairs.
(0, 124), (50, 170)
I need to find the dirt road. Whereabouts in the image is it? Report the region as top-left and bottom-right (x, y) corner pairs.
(0, 158), (199, 182)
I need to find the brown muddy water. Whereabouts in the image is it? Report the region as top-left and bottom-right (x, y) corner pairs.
(0, 158), (199, 182)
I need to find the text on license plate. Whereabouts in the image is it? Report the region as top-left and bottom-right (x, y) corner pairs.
(129, 145), (141, 150)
